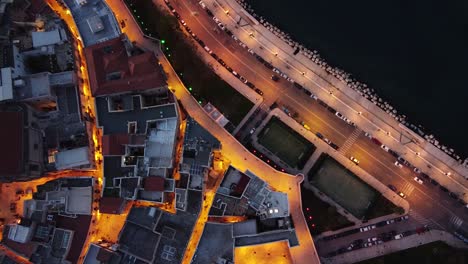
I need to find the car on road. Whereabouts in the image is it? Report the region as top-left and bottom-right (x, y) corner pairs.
(245, 81), (255, 88)
(350, 156), (359, 165)
(394, 161), (403, 168)
(271, 75), (280, 81)
(398, 191), (406, 198)
(413, 176), (424, 185)
(387, 184), (397, 192)
(439, 186), (449, 192)
(249, 128), (256, 135)
(380, 144), (390, 152)
(254, 88), (263, 95)
(363, 242), (374, 248)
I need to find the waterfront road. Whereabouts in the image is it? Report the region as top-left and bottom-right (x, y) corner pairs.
(164, 0), (468, 240)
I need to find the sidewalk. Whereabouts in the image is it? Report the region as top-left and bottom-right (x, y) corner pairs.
(203, 0), (468, 199)
(324, 230), (468, 264)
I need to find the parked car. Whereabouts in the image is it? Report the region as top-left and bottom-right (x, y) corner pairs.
(448, 192), (458, 199)
(316, 132), (324, 139)
(271, 75), (280, 82)
(398, 191), (406, 198)
(380, 144), (390, 152)
(249, 128), (256, 134)
(360, 226), (369, 232)
(413, 177), (424, 185)
(387, 184), (397, 192)
(386, 219), (395, 225)
(367, 237), (377, 242)
(430, 178), (439, 186)
(350, 156), (359, 165)
(394, 161), (403, 168)
(440, 186), (449, 192)
(413, 167), (421, 174)
(394, 234), (403, 240)
(254, 88), (263, 95)
(364, 132), (372, 139)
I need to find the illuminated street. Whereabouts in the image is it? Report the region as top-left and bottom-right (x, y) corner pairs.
(1, 0), (467, 263)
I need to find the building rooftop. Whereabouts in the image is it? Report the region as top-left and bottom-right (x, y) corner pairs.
(95, 95), (177, 135)
(31, 28), (67, 48)
(84, 244), (121, 264)
(0, 110), (22, 176)
(191, 223), (234, 264)
(182, 117), (220, 167)
(99, 197), (125, 214)
(62, 0), (120, 47)
(54, 146), (90, 170)
(118, 190), (202, 263)
(84, 35), (166, 97)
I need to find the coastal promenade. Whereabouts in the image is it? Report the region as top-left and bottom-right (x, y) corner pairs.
(104, 0), (321, 263)
(204, 0), (468, 199)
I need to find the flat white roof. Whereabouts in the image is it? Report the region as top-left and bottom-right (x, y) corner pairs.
(0, 68), (13, 101)
(32, 29), (65, 48)
(55, 146), (90, 170)
(65, 186), (92, 215)
(7, 224), (31, 243)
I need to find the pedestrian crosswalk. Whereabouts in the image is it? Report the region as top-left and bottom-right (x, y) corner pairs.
(399, 182), (415, 197)
(339, 128), (362, 155)
(409, 211), (433, 227)
(450, 215), (463, 229)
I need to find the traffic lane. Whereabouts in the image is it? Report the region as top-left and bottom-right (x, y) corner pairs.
(357, 136), (464, 209)
(315, 219), (423, 256)
(174, 0), (356, 143)
(352, 139), (466, 226)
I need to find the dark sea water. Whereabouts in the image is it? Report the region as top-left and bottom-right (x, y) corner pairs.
(247, 0), (468, 158)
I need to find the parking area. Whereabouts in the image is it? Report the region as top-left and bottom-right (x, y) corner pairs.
(308, 157), (376, 219)
(257, 116), (315, 168)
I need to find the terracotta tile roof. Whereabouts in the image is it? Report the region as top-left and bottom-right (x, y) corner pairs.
(0, 111), (23, 176)
(84, 35), (166, 97)
(99, 197), (125, 214)
(102, 133), (130, 156)
(143, 176), (165, 192)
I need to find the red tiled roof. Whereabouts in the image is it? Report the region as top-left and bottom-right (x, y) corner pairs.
(55, 215), (92, 263)
(102, 133), (130, 156)
(84, 35), (166, 97)
(0, 112), (23, 176)
(99, 197), (125, 214)
(144, 176), (165, 192)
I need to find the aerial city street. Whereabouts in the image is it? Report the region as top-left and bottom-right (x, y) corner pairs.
(0, 0), (467, 263)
